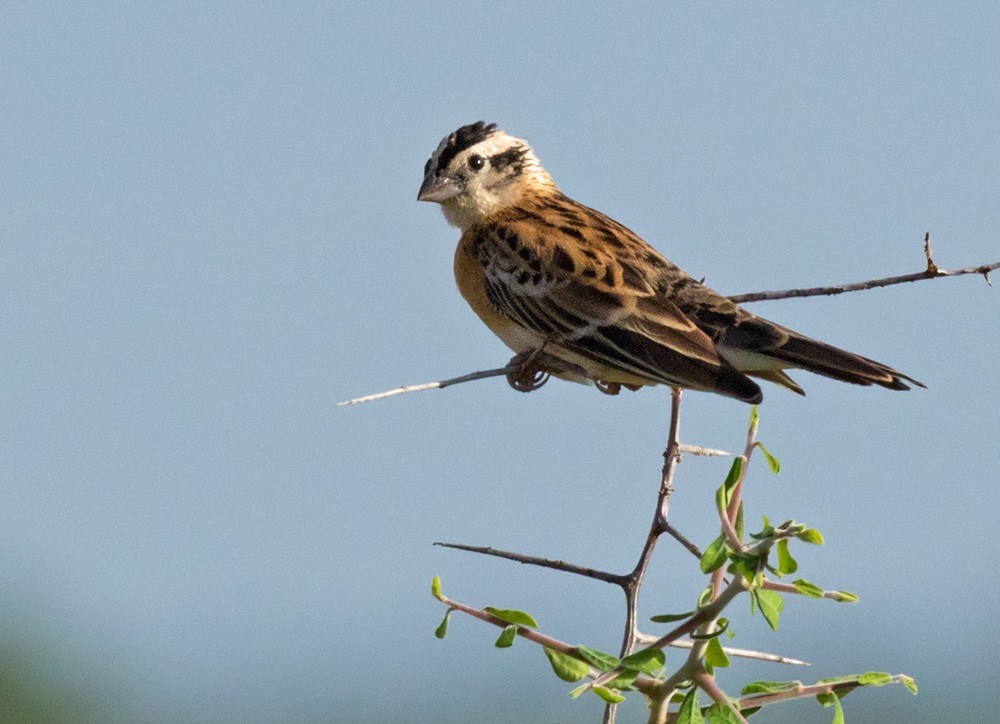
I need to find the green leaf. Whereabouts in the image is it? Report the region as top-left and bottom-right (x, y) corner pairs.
(677, 688), (704, 724)
(728, 551), (762, 583)
(755, 589), (784, 631)
(568, 683), (589, 699)
(723, 456), (744, 493)
(750, 516), (776, 540)
(690, 618), (729, 640)
(543, 647), (589, 682)
(650, 609), (696, 623)
(484, 607), (538, 628)
(831, 696), (845, 724)
(735, 502), (745, 540)
(817, 692), (845, 724)
(831, 590), (860, 603)
(593, 686), (626, 704)
(715, 484), (726, 514)
(858, 671), (894, 687)
(705, 701), (744, 723)
(697, 585), (714, 608)
(816, 675), (861, 686)
(797, 528), (825, 545)
(621, 647), (665, 673)
(670, 691), (689, 704)
(748, 405), (760, 436)
(494, 624), (517, 648)
(899, 675), (918, 694)
(434, 609), (451, 639)
(604, 668), (640, 689)
(776, 539), (798, 575)
(792, 579), (825, 599)
(704, 636), (730, 669)
(431, 576), (442, 599)
(701, 535), (729, 573)
(754, 441), (781, 473)
(576, 646), (620, 671)
(741, 680), (803, 695)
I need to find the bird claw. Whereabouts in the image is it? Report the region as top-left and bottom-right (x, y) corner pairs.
(595, 380), (622, 395)
(506, 351), (550, 392)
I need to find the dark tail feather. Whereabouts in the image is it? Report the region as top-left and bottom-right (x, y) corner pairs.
(714, 364), (764, 404)
(773, 333), (924, 391)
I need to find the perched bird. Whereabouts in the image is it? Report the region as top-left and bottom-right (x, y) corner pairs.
(418, 121), (922, 404)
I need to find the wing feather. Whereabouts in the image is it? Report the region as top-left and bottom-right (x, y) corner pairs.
(470, 209), (762, 402)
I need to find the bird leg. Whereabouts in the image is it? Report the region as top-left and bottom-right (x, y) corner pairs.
(505, 336), (558, 393)
(505, 349), (551, 392)
(507, 337), (549, 392)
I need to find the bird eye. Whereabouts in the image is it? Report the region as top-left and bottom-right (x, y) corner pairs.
(468, 154), (485, 171)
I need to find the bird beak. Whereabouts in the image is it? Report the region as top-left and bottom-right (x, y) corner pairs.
(417, 173), (461, 203)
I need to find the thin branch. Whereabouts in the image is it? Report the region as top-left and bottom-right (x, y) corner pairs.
(734, 675), (912, 710)
(340, 243), (997, 406)
(695, 672), (750, 724)
(762, 579), (855, 601)
(634, 633), (810, 666)
(661, 522), (703, 559)
(432, 585), (660, 696)
(337, 363), (517, 406)
(677, 443), (732, 457)
(589, 577), (747, 693)
(435, 544), (811, 666)
(603, 388), (684, 724)
(433, 541), (625, 586)
(729, 242), (997, 304)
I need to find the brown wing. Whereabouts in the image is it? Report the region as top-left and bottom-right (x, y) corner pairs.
(468, 198), (763, 403)
(544, 196), (923, 394)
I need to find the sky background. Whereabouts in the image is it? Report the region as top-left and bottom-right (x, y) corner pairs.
(2, 3), (998, 723)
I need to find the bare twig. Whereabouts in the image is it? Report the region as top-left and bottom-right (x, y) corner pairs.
(634, 633), (810, 666)
(340, 244), (997, 406)
(601, 388), (684, 723)
(677, 443), (732, 457)
(728, 245), (997, 304)
(337, 363), (516, 406)
(923, 232), (939, 275)
(433, 541), (625, 585)
(661, 522), (702, 559)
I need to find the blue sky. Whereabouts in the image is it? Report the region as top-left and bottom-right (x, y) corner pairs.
(2, 3), (998, 722)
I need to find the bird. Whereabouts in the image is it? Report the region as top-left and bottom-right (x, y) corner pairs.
(417, 121), (923, 404)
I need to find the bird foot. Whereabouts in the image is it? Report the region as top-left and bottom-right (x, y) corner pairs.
(595, 380), (643, 395)
(595, 380), (622, 395)
(505, 351), (551, 392)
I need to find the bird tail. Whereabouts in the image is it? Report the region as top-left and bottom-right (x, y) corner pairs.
(774, 332), (923, 391)
(719, 317), (924, 395)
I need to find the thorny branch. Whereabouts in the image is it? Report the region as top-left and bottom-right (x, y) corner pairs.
(728, 233), (996, 303)
(426, 390), (915, 720)
(338, 237), (997, 406)
(349, 244), (952, 719)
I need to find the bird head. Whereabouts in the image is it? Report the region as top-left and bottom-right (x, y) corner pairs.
(418, 122), (555, 229)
